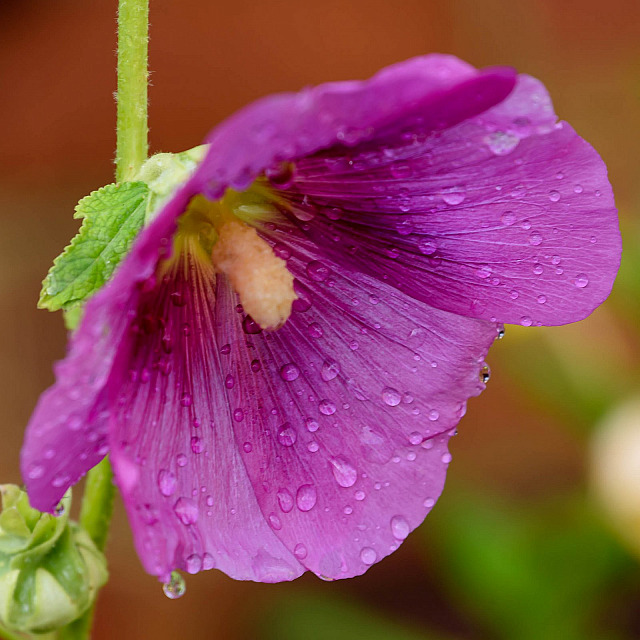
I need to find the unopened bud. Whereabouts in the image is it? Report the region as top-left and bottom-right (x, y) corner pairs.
(0, 485), (107, 633)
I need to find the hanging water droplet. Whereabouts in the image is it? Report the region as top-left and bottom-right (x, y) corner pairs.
(480, 365), (491, 384)
(162, 571), (186, 599)
(520, 316), (533, 327)
(497, 324), (505, 339)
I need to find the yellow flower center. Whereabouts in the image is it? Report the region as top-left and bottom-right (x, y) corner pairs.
(174, 183), (297, 331)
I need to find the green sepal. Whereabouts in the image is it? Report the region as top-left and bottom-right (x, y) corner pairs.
(38, 181), (150, 312)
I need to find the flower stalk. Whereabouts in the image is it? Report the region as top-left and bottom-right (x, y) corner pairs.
(57, 0), (150, 637)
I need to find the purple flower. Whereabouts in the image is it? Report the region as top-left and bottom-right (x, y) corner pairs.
(21, 55), (620, 583)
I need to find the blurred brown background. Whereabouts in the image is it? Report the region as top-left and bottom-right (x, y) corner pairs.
(1, 1), (639, 639)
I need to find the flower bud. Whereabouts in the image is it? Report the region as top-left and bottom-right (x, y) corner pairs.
(0, 485), (108, 634)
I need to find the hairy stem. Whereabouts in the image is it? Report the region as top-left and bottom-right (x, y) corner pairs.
(58, 0), (149, 637)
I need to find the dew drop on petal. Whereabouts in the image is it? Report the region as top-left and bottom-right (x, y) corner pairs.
(251, 359), (261, 372)
(520, 316), (533, 327)
(243, 442), (253, 453)
(296, 484), (317, 512)
(441, 452), (453, 464)
(321, 359), (340, 381)
(176, 453), (187, 467)
(418, 238), (437, 255)
(162, 571), (186, 599)
(360, 547), (377, 565)
(277, 423), (297, 447)
(202, 553), (215, 570)
(185, 553), (202, 574)
(268, 512), (282, 530)
(294, 543), (308, 559)
(409, 432), (422, 445)
(277, 488), (294, 513)
(306, 323), (323, 338)
(280, 363), (300, 381)
(501, 211), (516, 226)
(305, 418), (319, 432)
(441, 188), (466, 205)
(330, 457), (357, 487)
(390, 515), (411, 540)
(190, 436), (203, 454)
(306, 261), (330, 282)
(381, 387), (401, 407)
(548, 190), (561, 202)
(573, 273), (589, 288)
(424, 498), (435, 508)
(174, 497), (199, 525)
(158, 469), (176, 497)
(319, 399), (336, 416)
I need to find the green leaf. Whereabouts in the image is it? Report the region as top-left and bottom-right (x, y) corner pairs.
(38, 182), (149, 312)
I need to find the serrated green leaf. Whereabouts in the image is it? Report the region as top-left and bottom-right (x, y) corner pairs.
(38, 182), (149, 312)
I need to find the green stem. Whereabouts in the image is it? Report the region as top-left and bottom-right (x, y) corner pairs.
(116, 0), (149, 182)
(58, 1), (149, 638)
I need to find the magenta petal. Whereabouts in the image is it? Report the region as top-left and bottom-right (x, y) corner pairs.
(109, 249), (303, 582)
(193, 55), (515, 195)
(218, 237), (496, 579)
(286, 74), (620, 326)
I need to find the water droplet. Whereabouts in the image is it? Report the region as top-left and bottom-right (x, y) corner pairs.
(428, 409), (440, 421)
(306, 418), (319, 432)
(180, 393), (192, 407)
(537, 294), (547, 304)
(390, 515), (410, 540)
(296, 484), (317, 511)
(242, 316), (262, 334)
(307, 441), (319, 453)
(381, 387), (401, 407)
(441, 188), (466, 205)
(293, 543), (308, 559)
(533, 263), (544, 275)
(548, 190), (561, 202)
(158, 469), (177, 497)
(321, 359), (340, 381)
(28, 464), (44, 479)
(574, 184), (583, 194)
(250, 359), (261, 372)
(520, 316), (533, 327)
(510, 290), (519, 300)
(486, 131), (520, 155)
(409, 432), (422, 445)
(330, 457), (357, 487)
(423, 498), (435, 508)
(441, 452), (452, 464)
(202, 553), (215, 570)
(233, 408), (244, 422)
(268, 512), (282, 530)
(306, 323), (323, 338)
(185, 553), (202, 574)
(243, 441), (253, 453)
(176, 453), (187, 467)
(174, 497), (199, 525)
(265, 161), (295, 189)
(306, 261), (330, 282)
(162, 571), (186, 599)
(497, 324), (505, 339)
(225, 374), (235, 389)
(528, 232), (542, 246)
(319, 399), (336, 416)
(190, 436), (203, 454)
(277, 488), (294, 513)
(475, 265), (492, 279)
(354, 489), (366, 501)
(418, 238), (437, 255)
(573, 273), (589, 288)
(360, 547), (377, 565)
(501, 211), (516, 226)
(277, 424), (297, 447)
(280, 363), (300, 382)
(272, 242), (291, 260)
(220, 343), (231, 355)
(479, 365), (491, 384)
